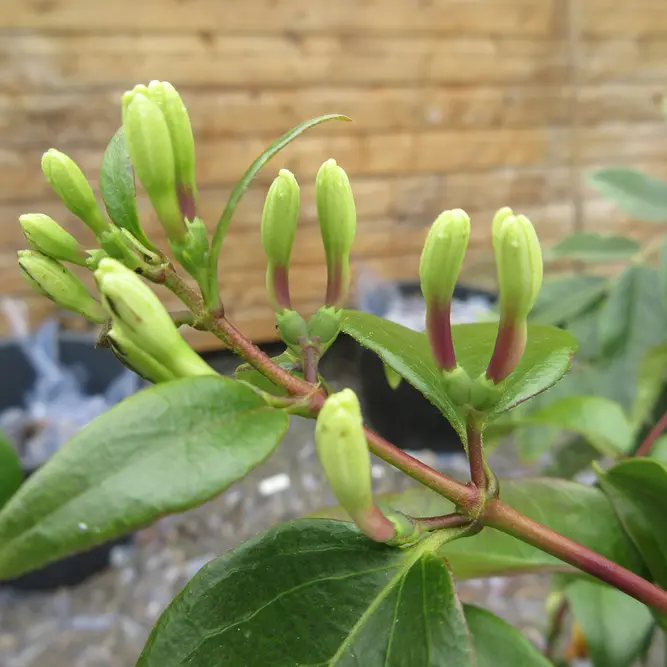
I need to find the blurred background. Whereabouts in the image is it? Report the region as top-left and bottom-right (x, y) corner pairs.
(1, 1), (667, 665)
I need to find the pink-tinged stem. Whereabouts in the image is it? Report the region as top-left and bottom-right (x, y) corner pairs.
(354, 505), (397, 543)
(635, 409), (667, 457)
(467, 420), (486, 490)
(270, 264), (292, 310)
(426, 302), (456, 371)
(177, 185), (197, 221)
(486, 320), (527, 383)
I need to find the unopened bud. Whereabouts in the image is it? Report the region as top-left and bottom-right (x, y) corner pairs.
(487, 208), (543, 383)
(420, 209), (470, 370)
(41, 150), (108, 236)
(442, 365), (473, 407)
(122, 89), (185, 242)
(316, 159), (356, 307)
(315, 389), (395, 543)
(19, 213), (88, 266)
(94, 258), (215, 378)
(275, 309), (308, 352)
(307, 306), (342, 353)
(262, 170), (300, 311)
(18, 250), (106, 323)
(107, 327), (177, 384)
(147, 81), (198, 218)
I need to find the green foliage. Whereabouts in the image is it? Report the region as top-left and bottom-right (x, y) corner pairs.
(0, 431), (22, 509)
(549, 231), (640, 262)
(137, 521), (476, 667)
(342, 310), (577, 441)
(564, 578), (654, 667)
(0, 377), (288, 579)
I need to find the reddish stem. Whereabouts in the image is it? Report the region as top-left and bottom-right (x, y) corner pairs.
(467, 420), (486, 490)
(302, 345), (319, 384)
(486, 320), (526, 383)
(414, 513), (471, 531)
(635, 409), (667, 457)
(426, 303), (456, 371)
(484, 499), (667, 613)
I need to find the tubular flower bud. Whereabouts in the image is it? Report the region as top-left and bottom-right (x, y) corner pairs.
(419, 209), (471, 371)
(19, 213), (88, 266)
(261, 169), (300, 311)
(487, 208), (543, 383)
(122, 89), (185, 242)
(275, 309), (309, 354)
(41, 150), (108, 236)
(17, 250), (106, 323)
(315, 159), (356, 307)
(94, 258), (216, 378)
(315, 389), (395, 543)
(306, 306), (342, 353)
(146, 80), (198, 219)
(107, 327), (178, 384)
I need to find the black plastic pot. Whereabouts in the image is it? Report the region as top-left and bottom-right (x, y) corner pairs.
(356, 282), (496, 453)
(0, 332), (135, 591)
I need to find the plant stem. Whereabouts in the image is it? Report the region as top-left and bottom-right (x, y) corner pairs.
(170, 310), (195, 327)
(302, 345), (319, 384)
(414, 513), (472, 532)
(635, 409), (667, 457)
(484, 499), (667, 613)
(466, 419), (486, 490)
(545, 598), (569, 661)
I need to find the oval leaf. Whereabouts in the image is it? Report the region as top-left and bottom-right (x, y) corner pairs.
(0, 376), (289, 579)
(565, 578), (653, 667)
(100, 127), (153, 247)
(137, 520), (475, 667)
(0, 431), (22, 509)
(530, 275), (608, 327)
(522, 395), (633, 456)
(597, 458), (667, 590)
(588, 167), (667, 222)
(342, 310), (577, 440)
(465, 604), (553, 667)
(631, 343), (667, 431)
(549, 232), (640, 262)
(314, 478), (644, 579)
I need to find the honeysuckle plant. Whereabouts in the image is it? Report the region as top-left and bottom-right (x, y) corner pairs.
(1, 81), (666, 667)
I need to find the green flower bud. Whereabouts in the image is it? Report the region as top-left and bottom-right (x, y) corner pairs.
(19, 213), (88, 266)
(419, 208), (470, 306)
(169, 217), (210, 290)
(107, 327), (177, 384)
(492, 207), (543, 324)
(94, 258), (215, 377)
(122, 89), (185, 242)
(275, 309), (308, 352)
(487, 208), (543, 383)
(442, 365), (473, 407)
(41, 150), (108, 236)
(307, 306), (342, 352)
(384, 510), (421, 546)
(469, 374), (503, 411)
(315, 389), (395, 543)
(315, 159), (356, 307)
(147, 80), (198, 217)
(18, 250), (106, 323)
(420, 209), (470, 371)
(261, 169), (300, 311)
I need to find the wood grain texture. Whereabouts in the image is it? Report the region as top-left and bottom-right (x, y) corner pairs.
(2, 0), (666, 347)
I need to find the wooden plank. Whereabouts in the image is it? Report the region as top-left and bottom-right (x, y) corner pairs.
(0, 84), (573, 149)
(0, 35), (568, 91)
(1, 0), (561, 36)
(581, 1), (667, 37)
(582, 38), (667, 83)
(577, 83), (666, 125)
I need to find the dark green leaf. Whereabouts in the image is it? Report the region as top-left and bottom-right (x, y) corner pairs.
(588, 167), (667, 222)
(208, 114), (350, 303)
(0, 431), (22, 509)
(598, 458), (667, 589)
(530, 275), (607, 327)
(465, 604), (553, 667)
(315, 478), (644, 579)
(0, 377), (288, 579)
(100, 127), (153, 248)
(521, 395), (633, 456)
(632, 343), (667, 431)
(342, 310), (577, 441)
(542, 438), (601, 480)
(137, 520), (475, 667)
(549, 232), (640, 262)
(565, 578), (653, 667)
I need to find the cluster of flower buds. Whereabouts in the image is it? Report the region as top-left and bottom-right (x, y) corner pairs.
(419, 206), (543, 412)
(260, 158), (357, 370)
(315, 389), (420, 545)
(94, 259), (216, 382)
